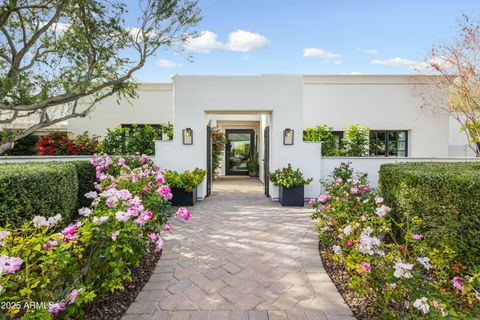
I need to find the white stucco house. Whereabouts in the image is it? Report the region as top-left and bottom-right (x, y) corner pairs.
(66, 74), (476, 200)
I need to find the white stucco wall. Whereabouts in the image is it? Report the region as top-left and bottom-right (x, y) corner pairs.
(68, 83), (173, 137)
(155, 75), (323, 199)
(303, 75), (449, 157)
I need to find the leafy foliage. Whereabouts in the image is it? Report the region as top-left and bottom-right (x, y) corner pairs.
(0, 155), (190, 319)
(269, 164), (312, 188)
(37, 132), (99, 155)
(0, 130), (38, 155)
(0, 0), (200, 154)
(100, 124), (172, 155)
(379, 162), (480, 267)
(303, 125), (338, 156)
(311, 162), (480, 318)
(164, 168), (207, 193)
(70, 161), (97, 211)
(342, 124), (370, 156)
(211, 128), (226, 178)
(246, 152), (259, 172)
(0, 162), (78, 227)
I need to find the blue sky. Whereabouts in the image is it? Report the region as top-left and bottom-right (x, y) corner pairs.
(132, 0), (480, 82)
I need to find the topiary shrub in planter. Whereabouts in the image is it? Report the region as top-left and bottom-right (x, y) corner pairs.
(0, 162), (78, 227)
(246, 152), (259, 177)
(269, 164), (312, 206)
(164, 168), (207, 206)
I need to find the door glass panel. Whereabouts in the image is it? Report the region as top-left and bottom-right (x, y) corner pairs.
(227, 132), (252, 174)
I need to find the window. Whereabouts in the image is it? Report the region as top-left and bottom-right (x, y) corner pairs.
(332, 131), (344, 150)
(369, 131), (408, 157)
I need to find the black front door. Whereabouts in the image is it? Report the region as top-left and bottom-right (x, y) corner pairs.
(264, 126), (270, 197)
(225, 129), (254, 175)
(206, 125), (212, 196)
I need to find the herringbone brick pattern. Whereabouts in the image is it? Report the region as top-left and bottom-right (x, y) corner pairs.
(123, 177), (354, 320)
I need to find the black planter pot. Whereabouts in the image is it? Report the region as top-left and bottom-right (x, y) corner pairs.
(171, 187), (197, 206)
(279, 185), (304, 207)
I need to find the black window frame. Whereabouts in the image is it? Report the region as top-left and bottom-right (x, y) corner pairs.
(369, 130), (408, 157)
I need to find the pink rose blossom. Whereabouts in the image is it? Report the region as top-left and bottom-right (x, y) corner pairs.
(176, 207), (190, 221)
(335, 178), (343, 184)
(43, 239), (58, 251)
(111, 231), (120, 241)
(156, 175), (164, 183)
(359, 262), (371, 273)
(453, 276), (464, 291)
(317, 195), (328, 203)
(139, 154), (149, 163)
(61, 223), (80, 243)
(0, 255), (23, 274)
(66, 289), (82, 305)
(164, 222), (172, 232)
(158, 185), (171, 196)
(411, 234), (423, 241)
(375, 197), (384, 204)
(345, 241), (354, 246)
(309, 198), (316, 205)
(48, 301), (66, 315)
(148, 232), (159, 242)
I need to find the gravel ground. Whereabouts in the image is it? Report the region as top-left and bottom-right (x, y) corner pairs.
(83, 251), (161, 320)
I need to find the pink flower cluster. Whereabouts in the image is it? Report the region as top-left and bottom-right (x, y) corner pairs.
(48, 288), (82, 315)
(0, 255), (23, 274)
(61, 223), (81, 243)
(175, 207), (191, 221)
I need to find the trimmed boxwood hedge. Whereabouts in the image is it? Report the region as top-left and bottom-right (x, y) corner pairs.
(0, 161), (96, 227)
(379, 161), (480, 266)
(71, 160), (96, 209)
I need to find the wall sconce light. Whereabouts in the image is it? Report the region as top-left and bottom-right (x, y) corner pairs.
(283, 128), (294, 145)
(182, 128), (193, 145)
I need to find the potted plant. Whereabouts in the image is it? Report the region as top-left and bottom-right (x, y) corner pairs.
(164, 168), (207, 206)
(246, 153), (259, 177)
(269, 164), (313, 206)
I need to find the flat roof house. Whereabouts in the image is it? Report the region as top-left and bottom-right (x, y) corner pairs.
(67, 74), (474, 199)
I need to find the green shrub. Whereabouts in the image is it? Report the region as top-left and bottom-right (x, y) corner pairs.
(269, 163), (313, 188)
(342, 124), (369, 156)
(0, 162), (78, 227)
(379, 161), (480, 267)
(101, 124), (173, 155)
(70, 161), (96, 210)
(164, 168), (207, 192)
(303, 125), (338, 156)
(311, 162), (480, 318)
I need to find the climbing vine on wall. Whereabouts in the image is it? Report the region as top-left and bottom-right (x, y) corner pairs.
(211, 128), (226, 179)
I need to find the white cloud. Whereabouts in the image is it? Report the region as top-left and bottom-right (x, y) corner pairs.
(341, 72), (365, 75)
(157, 59), (178, 68)
(365, 49), (379, 55)
(185, 30), (269, 54)
(224, 30), (269, 52)
(371, 57), (419, 68)
(184, 30), (223, 53)
(303, 48), (341, 59)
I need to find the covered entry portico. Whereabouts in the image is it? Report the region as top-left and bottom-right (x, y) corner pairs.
(155, 75), (321, 200)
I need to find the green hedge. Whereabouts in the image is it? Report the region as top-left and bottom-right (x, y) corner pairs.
(71, 160), (96, 209)
(379, 161), (480, 266)
(0, 162), (78, 226)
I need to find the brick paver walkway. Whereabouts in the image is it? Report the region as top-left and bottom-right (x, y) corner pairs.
(123, 177), (354, 320)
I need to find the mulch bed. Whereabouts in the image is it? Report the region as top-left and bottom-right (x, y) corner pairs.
(317, 241), (376, 319)
(83, 251), (162, 320)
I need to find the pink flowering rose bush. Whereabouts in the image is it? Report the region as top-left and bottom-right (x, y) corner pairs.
(0, 154), (190, 319)
(311, 162), (479, 318)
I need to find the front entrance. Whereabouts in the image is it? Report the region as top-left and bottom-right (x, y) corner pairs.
(225, 129), (254, 175)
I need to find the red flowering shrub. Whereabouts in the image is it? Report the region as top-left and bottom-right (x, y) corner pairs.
(37, 132), (99, 156)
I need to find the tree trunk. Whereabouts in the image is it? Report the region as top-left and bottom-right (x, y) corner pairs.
(0, 141), (14, 155)
(476, 142), (480, 157)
